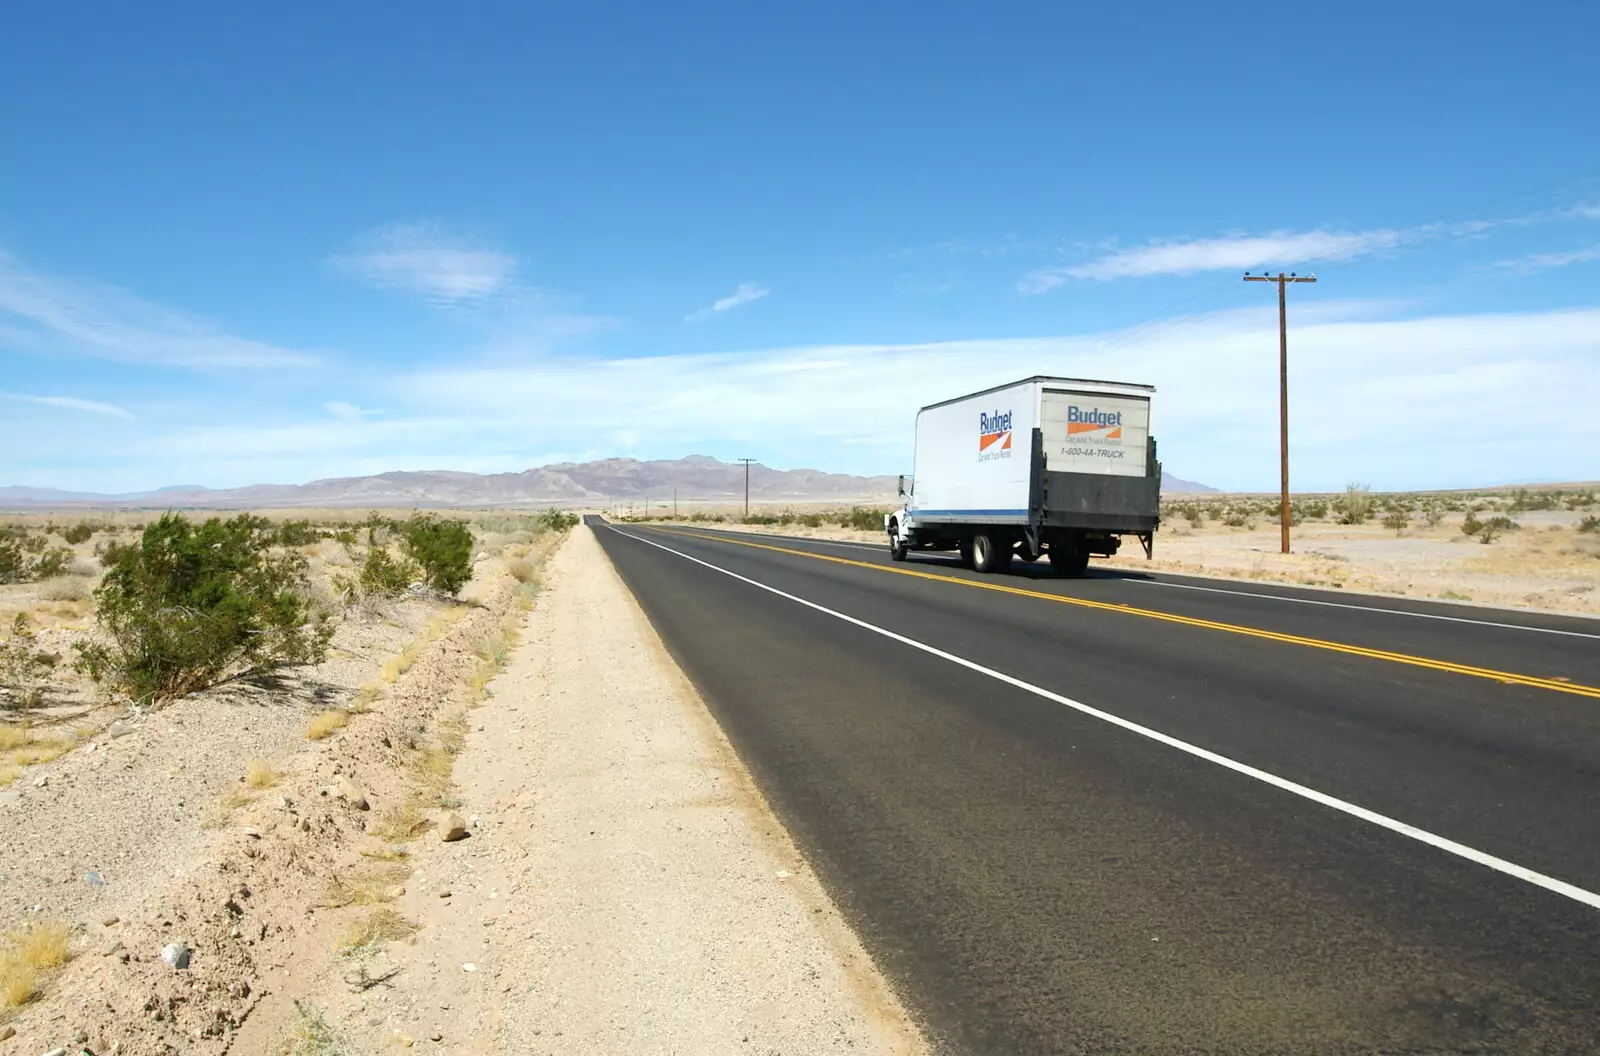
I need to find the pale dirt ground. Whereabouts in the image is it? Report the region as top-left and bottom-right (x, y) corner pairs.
(0, 529), (537, 1052)
(1, 524), (925, 1055)
(639, 512), (1600, 618)
(318, 525), (925, 1055)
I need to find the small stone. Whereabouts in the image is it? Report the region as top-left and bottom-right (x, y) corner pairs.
(438, 812), (468, 843)
(242, 828), (262, 839)
(429, 1034), (443, 1043)
(437, 890), (451, 899)
(0, 1024), (13, 1041)
(461, 963), (476, 972)
(107, 720), (134, 739)
(116, 950), (130, 964)
(101, 916), (120, 926)
(84, 742), (97, 754)
(161, 941), (191, 969)
(385, 885), (406, 899)
(336, 776), (369, 811)
(42, 1048), (66, 1056)
(84, 870), (104, 886)
(100, 940), (124, 957)
(392, 1035), (414, 1048)
(367, 1017), (384, 1028)
(33, 775), (47, 788)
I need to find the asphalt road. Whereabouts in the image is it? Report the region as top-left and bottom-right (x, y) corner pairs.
(589, 518), (1600, 1055)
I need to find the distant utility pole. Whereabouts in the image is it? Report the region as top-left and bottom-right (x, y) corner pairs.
(672, 486), (678, 519)
(738, 458), (756, 521)
(1244, 271), (1317, 555)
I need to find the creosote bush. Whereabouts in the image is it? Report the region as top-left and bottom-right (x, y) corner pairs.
(396, 514), (474, 595)
(1338, 483), (1374, 525)
(73, 513), (332, 704)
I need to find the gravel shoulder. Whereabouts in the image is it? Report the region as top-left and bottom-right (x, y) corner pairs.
(334, 524), (926, 1054)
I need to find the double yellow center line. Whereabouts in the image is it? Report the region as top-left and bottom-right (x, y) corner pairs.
(647, 527), (1600, 700)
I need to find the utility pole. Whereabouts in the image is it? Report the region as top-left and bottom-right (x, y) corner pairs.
(1244, 271), (1317, 555)
(673, 486), (677, 520)
(737, 458), (756, 522)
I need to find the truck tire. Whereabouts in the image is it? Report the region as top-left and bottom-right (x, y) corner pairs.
(889, 536), (909, 562)
(959, 538), (975, 569)
(1050, 544), (1090, 578)
(971, 531), (1012, 573)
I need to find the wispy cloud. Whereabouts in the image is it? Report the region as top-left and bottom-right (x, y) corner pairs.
(1572, 203), (1600, 220)
(686, 281), (770, 323)
(1495, 244), (1600, 274)
(1021, 229), (1405, 289)
(396, 302), (1600, 491)
(0, 250), (321, 369)
(328, 223), (517, 306)
(4, 392), (134, 419)
(324, 400), (380, 420)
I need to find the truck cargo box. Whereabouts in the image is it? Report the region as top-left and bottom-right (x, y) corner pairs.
(888, 377), (1160, 575)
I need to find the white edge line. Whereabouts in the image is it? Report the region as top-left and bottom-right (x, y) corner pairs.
(668, 525), (1600, 641)
(1135, 579), (1600, 640)
(604, 523), (1600, 913)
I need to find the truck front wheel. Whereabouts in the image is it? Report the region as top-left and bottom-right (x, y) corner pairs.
(971, 531), (1012, 574)
(888, 521), (909, 562)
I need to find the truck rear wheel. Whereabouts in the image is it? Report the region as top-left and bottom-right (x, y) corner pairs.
(971, 531), (1012, 574)
(1050, 543), (1090, 578)
(959, 538), (975, 569)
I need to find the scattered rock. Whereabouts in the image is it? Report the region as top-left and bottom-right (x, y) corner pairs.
(161, 942), (191, 969)
(336, 776), (369, 811)
(392, 1035), (414, 1048)
(100, 941), (124, 958)
(84, 870), (104, 886)
(429, 1033), (443, 1042)
(385, 885), (406, 900)
(42, 1048), (66, 1056)
(33, 775), (48, 788)
(107, 720), (134, 739)
(461, 963), (476, 972)
(438, 812), (469, 842)
(0, 1024), (13, 1041)
(101, 916), (119, 927)
(438, 890), (452, 899)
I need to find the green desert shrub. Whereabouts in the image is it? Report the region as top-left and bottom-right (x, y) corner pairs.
(397, 514), (474, 595)
(74, 513), (332, 703)
(1338, 483), (1374, 525)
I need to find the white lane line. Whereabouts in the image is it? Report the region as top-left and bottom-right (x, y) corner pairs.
(605, 524), (1600, 913)
(1133, 579), (1600, 640)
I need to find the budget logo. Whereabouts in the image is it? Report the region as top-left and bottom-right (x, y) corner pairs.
(1066, 405), (1123, 439)
(979, 410), (1013, 459)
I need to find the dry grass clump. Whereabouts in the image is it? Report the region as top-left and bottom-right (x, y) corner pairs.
(350, 681), (384, 714)
(507, 556), (540, 584)
(370, 800), (428, 842)
(246, 758), (283, 789)
(37, 576), (91, 602)
(0, 918), (69, 1009)
(276, 1001), (351, 1056)
(322, 861), (409, 908)
(337, 908), (419, 954)
(0, 722), (72, 786)
(305, 709), (349, 741)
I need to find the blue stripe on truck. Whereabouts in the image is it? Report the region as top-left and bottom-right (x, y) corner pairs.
(911, 509), (1029, 517)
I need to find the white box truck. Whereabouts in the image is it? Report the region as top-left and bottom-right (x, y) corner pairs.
(884, 377), (1160, 576)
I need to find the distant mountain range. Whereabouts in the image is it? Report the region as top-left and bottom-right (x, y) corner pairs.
(0, 456), (1216, 509)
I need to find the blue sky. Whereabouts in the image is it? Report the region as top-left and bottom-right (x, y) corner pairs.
(2, 2), (1597, 493)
